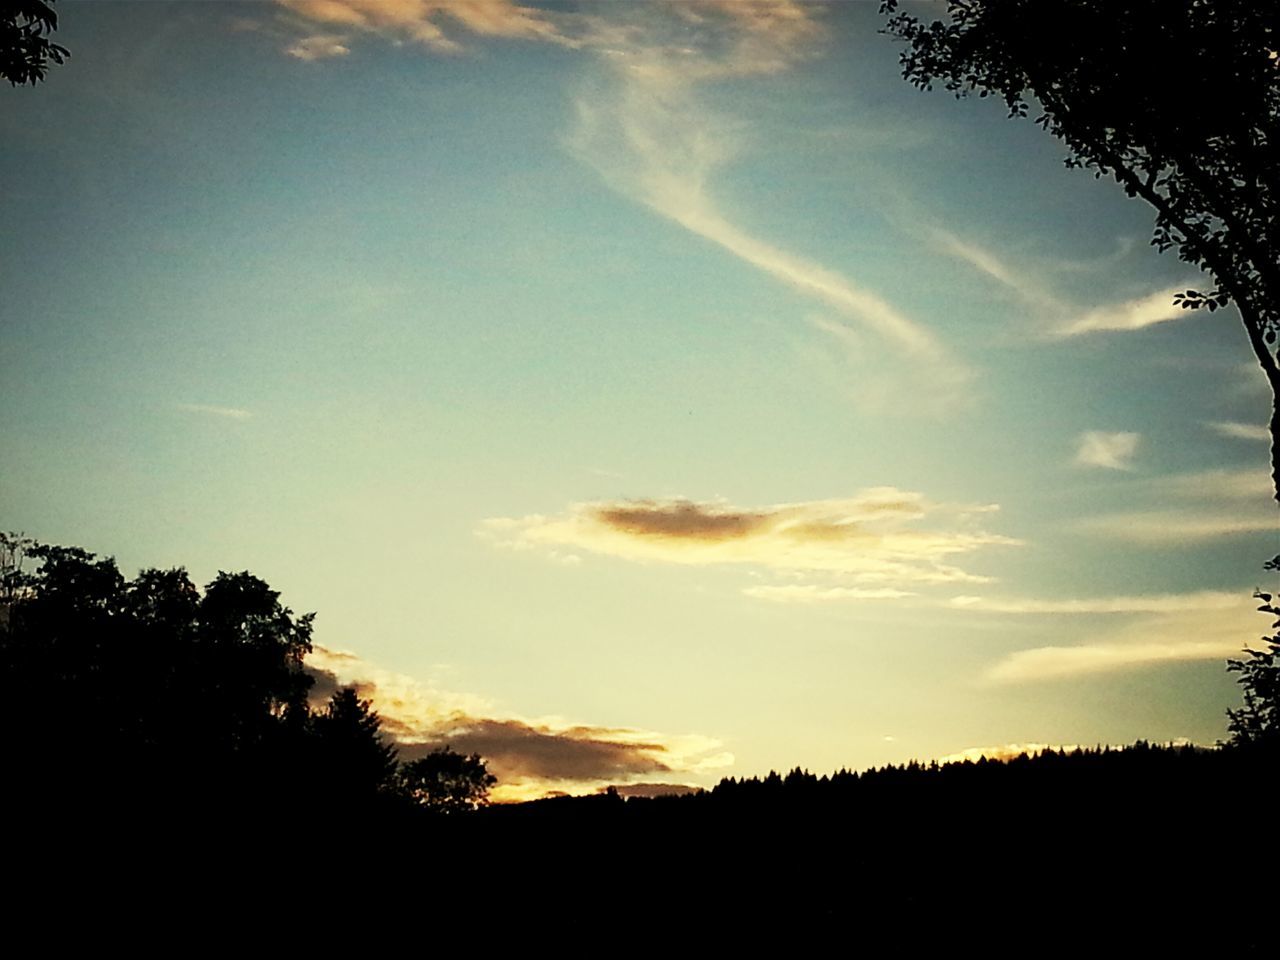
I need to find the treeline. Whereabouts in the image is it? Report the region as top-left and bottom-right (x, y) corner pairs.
(0, 534), (492, 832)
(490, 738), (1271, 826)
(4, 533), (1276, 947)
(478, 742), (1275, 949)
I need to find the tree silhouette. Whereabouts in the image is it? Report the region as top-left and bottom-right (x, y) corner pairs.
(2, 0), (69, 86)
(1226, 557), (1280, 747)
(0, 535), (326, 818)
(400, 746), (497, 814)
(312, 686), (401, 806)
(881, 0), (1280, 501)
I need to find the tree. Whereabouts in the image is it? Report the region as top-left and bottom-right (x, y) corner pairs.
(311, 686), (401, 802)
(880, 0), (1280, 502)
(1226, 557), (1280, 747)
(399, 746), (497, 814)
(0, 535), (323, 818)
(2, 0), (69, 86)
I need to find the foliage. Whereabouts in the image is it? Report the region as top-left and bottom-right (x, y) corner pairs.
(881, 0), (1280, 501)
(1226, 556), (1280, 746)
(400, 746), (497, 814)
(1, 0), (69, 86)
(312, 686), (401, 799)
(0, 537), (316, 780)
(0, 532), (497, 824)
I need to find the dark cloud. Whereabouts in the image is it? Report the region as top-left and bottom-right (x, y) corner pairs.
(304, 663), (377, 711)
(397, 718), (672, 782)
(605, 782), (702, 799)
(594, 500), (769, 542)
(304, 664), (343, 706)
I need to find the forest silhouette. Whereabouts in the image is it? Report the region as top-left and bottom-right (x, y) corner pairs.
(2, 533), (1275, 947)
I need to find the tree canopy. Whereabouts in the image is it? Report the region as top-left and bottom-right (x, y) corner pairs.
(2, 0), (68, 86)
(881, 0), (1280, 501)
(0, 533), (496, 828)
(1226, 557), (1280, 746)
(400, 746), (498, 814)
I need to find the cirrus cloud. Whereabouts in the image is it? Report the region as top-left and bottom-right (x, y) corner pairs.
(1056, 285), (1191, 336)
(983, 598), (1264, 683)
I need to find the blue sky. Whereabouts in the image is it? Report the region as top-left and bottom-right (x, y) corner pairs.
(2, 1), (1275, 799)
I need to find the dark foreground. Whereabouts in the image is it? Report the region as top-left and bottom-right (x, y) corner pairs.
(11, 743), (1275, 952)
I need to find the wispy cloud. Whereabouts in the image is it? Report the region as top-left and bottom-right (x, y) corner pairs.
(277, 0), (574, 54)
(927, 227), (1198, 342)
(744, 584), (917, 603)
(1081, 511), (1277, 543)
(1080, 466), (1275, 543)
(929, 228), (1058, 312)
(1056, 286), (1191, 337)
(564, 7), (971, 409)
(175, 403), (253, 420)
(1205, 420), (1270, 443)
(271, 1), (969, 408)
(483, 488), (1018, 587)
(307, 645), (730, 801)
(1074, 430), (1140, 470)
(988, 638), (1243, 682)
(1153, 467), (1274, 501)
(984, 600), (1262, 683)
(949, 590), (1242, 615)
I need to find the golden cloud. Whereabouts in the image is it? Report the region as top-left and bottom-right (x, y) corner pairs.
(483, 489), (1019, 586)
(306, 645), (730, 801)
(279, 0), (572, 53)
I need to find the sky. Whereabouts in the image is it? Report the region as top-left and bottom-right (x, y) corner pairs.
(2, 0), (1277, 801)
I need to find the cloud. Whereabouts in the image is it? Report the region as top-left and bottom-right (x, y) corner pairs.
(483, 489), (1019, 587)
(743, 584), (917, 603)
(277, 0), (573, 54)
(285, 33), (350, 60)
(395, 718), (673, 781)
(984, 599), (1263, 682)
(272, 1), (966, 408)
(930, 228), (1058, 312)
(987, 638), (1243, 682)
(938, 738), (1198, 762)
(1080, 511), (1277, 543)
(175, 403), (253, 420)
(604, 782), (701, 799)
(564, 9), (971, 409)
(1153, 467), (1274, 501)
(928, 227), (1200, 344)
(306, 645), (729, 801)
(948, 590), (1243, 615)
(1074, 430), (1140, 470)
(1205, 420), (1270, 443)
(1056, 286), (1190, 336)
(937, 743), (1071, 764)
(1079, 466), (1275, 543)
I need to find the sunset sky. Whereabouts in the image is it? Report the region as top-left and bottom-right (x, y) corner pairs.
(3, 1), (1276, 800)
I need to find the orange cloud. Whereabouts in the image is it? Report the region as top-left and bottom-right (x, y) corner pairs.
(306, 645), (730, 801)
(279, 0), (572, 53)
